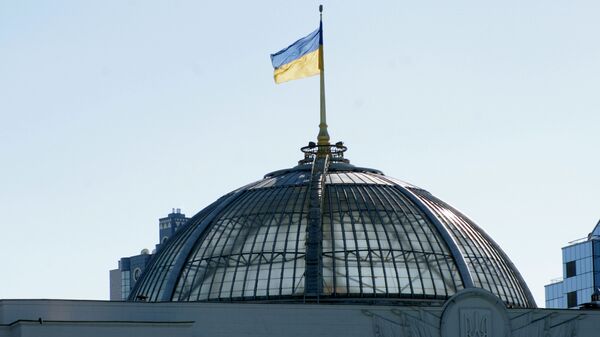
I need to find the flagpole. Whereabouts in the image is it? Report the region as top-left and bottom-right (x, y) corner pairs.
(317, 4), (330, 146)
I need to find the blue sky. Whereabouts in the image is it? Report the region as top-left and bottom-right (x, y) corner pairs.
(1, 1), (599, 306)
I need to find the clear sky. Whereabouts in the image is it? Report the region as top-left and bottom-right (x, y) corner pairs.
(1, 1), (598, 307)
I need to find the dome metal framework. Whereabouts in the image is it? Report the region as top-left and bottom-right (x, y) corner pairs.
(130, 143), (536, 308)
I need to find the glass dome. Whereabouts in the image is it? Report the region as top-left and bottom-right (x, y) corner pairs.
(130, 143), (536, 308)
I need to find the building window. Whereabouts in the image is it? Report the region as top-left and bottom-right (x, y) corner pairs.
(567, 291), (577, 308)
(566, 261), (577, 278)
(121, 271), (131, 300)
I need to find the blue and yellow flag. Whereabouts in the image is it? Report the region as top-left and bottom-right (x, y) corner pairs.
(270, 25), (322, 84)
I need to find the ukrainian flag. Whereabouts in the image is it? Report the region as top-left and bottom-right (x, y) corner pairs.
(270, 26), (322, 84)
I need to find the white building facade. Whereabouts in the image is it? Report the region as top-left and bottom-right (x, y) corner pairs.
(1, 289), (598, 337)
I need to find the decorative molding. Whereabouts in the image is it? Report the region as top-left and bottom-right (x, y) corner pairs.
(510, 311), (584, 337)
(363, 309), (439, 337)
(440, 288), (511, 337)
(461, 308), (491, 337)
(360, 289), (591, 337)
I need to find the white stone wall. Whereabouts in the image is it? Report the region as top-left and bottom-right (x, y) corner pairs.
(1, 289), (600, 337)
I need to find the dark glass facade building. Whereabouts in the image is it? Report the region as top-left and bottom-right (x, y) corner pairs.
(130, 144), (536, 308)
(545, 220), (600, 308)
(109, 209), (189, 300)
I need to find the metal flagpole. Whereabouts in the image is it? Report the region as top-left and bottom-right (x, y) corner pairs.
(317, 4), (330, 146)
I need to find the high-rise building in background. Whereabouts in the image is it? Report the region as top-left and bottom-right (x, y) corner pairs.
(545, 220), (600, 308)
(158, 208), (189, 245)
(109, 209), (189, 300)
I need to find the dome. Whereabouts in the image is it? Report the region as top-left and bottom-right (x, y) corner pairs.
(130, 143), (536, 308)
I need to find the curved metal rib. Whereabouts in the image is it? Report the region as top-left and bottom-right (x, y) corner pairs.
(385, 182), (475, 289)
(158, 189), (250, 301)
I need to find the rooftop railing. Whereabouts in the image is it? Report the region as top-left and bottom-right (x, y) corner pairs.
(298, 141), (349, 165)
